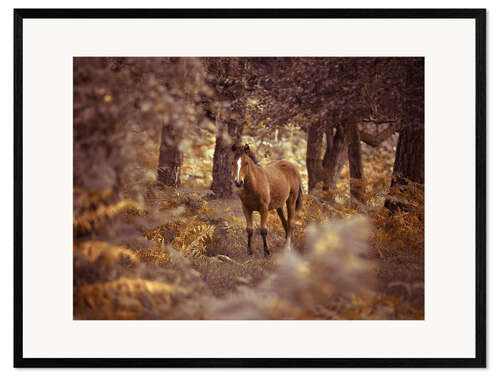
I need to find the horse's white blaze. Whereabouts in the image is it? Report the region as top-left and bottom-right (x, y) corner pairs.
(236, 157), (242, 181)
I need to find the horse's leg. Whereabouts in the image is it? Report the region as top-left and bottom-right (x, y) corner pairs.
(285, 194), (297, 251)
(276, 207), (288, 240)
(259, 208), (270, 257)
(242, 204), (254, 256)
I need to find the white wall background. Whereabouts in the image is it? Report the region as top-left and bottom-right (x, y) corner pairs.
(0, 0), (496, 374)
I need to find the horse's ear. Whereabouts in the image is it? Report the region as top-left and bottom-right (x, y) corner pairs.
(231, 144), (237, 152)
(244, 144), (250, 153)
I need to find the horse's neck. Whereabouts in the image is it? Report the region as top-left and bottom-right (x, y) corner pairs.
(244, 159), (261, 193)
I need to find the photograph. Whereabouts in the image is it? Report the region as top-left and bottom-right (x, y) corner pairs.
(14, 7), (486, 367)
(73, 56), (425, 320)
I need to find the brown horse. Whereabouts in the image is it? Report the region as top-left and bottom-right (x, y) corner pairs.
(231, 144), (303, 257)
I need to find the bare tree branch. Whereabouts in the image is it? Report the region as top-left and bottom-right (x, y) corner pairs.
(359, 124), (395, 147)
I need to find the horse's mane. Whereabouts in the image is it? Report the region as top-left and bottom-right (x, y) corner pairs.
(246, 150), (259, 166)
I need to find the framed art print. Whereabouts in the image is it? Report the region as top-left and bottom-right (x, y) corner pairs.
(14, 8), (486, 367)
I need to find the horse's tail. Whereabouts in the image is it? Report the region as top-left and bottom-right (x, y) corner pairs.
(296, 184), (303, 211)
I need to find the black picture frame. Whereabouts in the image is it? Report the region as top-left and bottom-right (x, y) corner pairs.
(13, 8), (486, 368)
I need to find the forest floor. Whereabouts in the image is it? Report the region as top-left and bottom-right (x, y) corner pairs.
(74, 183), (424, 320)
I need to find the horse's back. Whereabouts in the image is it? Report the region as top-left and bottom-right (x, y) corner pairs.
(262, 160), (301, 209)
(265, 160), (301, 185)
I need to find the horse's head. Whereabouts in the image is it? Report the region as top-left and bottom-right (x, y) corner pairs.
(231, 144), (252, 188)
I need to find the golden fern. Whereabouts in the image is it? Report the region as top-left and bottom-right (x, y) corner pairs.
(173, 217), (215, 257)
(73, 187), (138, 235)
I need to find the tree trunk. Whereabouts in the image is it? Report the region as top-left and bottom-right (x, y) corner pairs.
(385, 58), (424, 212)
(306, 123), (324, 192)
(322, 124), (348, 191)
(211, 119), (242, 198)
(157, 123), (183, 187)
(393, 127), (424, 184)
(384, 127), (425, 211)
(346, 123), (364, 203)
